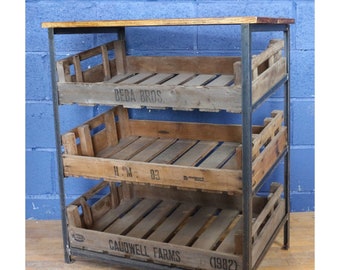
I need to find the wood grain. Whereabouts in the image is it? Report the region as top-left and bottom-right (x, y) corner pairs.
(42, 17), (295, 29)
(25, 212), (314, 269)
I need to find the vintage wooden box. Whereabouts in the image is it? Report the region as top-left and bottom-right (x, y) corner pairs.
(67, 181), (285, 269)
(56, 39), (286, 113)
(62, 107), (287, 194)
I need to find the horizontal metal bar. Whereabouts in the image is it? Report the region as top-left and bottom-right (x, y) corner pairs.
(250, 24), (288, 32)
(53, 27), (123, 35)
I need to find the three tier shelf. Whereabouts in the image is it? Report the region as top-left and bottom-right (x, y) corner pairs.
(42, 16), (294, 270)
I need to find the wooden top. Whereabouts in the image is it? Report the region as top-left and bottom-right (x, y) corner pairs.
(42, 17), (294, 29)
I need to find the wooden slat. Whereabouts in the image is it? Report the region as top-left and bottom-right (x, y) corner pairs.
(252, 110), (283, 159)
(97, 136), (139, 158)
(106, 73), (134, 83)
(147, 203), (197, 242)
(62, 154), (243, 193)
(58, 81), (242, 112)
(128, 119), (251, 142)
(78, 124), (94, 156)
(252, 183), (283, 236)
(129, 138), (176, 162)
(91, 198), (141, 231)
(79, 197), (93, 228)
(127, 56), (238, 75)
(173, 141), (218, 166)
(119, 73), (154, 84)
(61, 132), (78, 155)
(252, 127), (287, 186)
(183, 74), (217, 86)
(113, 40), (127, 74)
(66, 205), (82, 227)
(206, 74), (234, 86)
(138, 73), (175, 85)
(150, 139), (197, 164)
(161, 73), (195, 86)
(216, 216), (242, 253)
(105, 198), (160, 234)
(199, 142), (238, 168)
(103, 110), (119, 146)
(116, 105), (131, 138)
(252, 39), (284, 69)
(73, 55), (83, 82)
(126, 200), (179, 239)
(252, 200), (286, 267)
(109, 137), (157, 160)
(169, 206), (217, 246)
(192, 209), (239, 249)
(101, 45), (111, 80)
(252, 57), (286, 104)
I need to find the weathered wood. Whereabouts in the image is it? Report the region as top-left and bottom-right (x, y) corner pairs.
(147, 202), (197, 242)
(62, 154), (243, 192)
(103, 110), (119, 146)
(77, 124), (94, 157)
(72, 55), (84, 82)
(101, 44), (111, 80)
(138, 73), (175, 85)
(252, 200), (285, 267)
(61, 107), (285, 192)
(68, 226), (242, 269)
(126, 200), (179, 239)
(91, 197), (141, 231)
(115, 106), (131, 138)
(150, 139), (197, 164)
(252, 127), (287, 187)
(129, 138), (177, 162)
(169, 206), (217, 246)
(79, 196), (93, 228)
(127, 119), (250, 142)
(61, 132), (78, 155)
(109, 137), (157, 160)
(26, 212), (314, 270)
(199, 142), (238, 168)
(192, 209), (239, 250)
(252, 183), (284, 236)
(66, 204), (82, 227)
(252, 110), (283, 160)
(252, 39), (284, 69)
(105, 198), (161, 234)
(173, 141), (219, 166)
(252, 57), (286, 104)
(42, 16), (295, 29)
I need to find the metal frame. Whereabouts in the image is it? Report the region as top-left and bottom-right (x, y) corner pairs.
(47, 22), (291, 270)
(241, 23), (291, 269)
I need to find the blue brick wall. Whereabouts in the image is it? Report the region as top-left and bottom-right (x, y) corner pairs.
(26, 0), (315, 219)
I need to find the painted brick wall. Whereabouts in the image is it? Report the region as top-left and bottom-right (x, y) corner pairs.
(26, 0), (315, 219)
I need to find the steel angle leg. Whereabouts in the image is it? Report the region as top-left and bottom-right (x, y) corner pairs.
(48, 28), (72, 263)
(283, 24), (291, 250)
(241, 24), (253, 270)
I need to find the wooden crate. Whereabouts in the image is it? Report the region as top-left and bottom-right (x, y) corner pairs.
(62, 107), (287, 193)
(67, 181), (286, 270)
(56, 39), (286, 113)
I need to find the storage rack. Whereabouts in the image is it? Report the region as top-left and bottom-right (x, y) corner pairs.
(42, 16), (294, 270)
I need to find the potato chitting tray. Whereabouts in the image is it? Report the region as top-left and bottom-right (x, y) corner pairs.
(62, 106), (287, 193)
(56, 39), (286, 113)
(67, 180), (285, 270)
